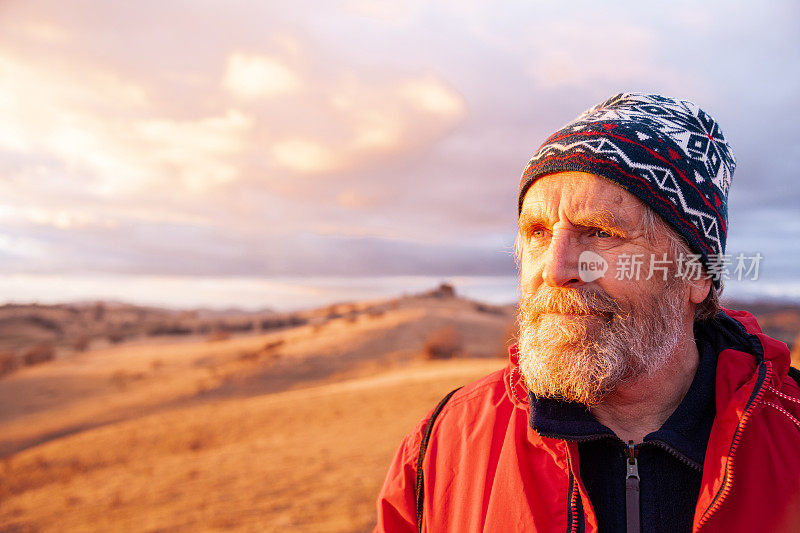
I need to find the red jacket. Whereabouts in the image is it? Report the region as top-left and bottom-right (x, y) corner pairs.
(375, 309), (800, 532)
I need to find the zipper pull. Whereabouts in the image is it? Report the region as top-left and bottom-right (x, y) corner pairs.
(625, 440), (640, 533)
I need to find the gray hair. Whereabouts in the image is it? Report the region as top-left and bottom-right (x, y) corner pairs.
(640, 207), (721, 321)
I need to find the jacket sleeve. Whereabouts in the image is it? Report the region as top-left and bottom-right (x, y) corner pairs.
(374, 426), (424, 533)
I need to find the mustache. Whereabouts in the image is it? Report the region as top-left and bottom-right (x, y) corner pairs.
(520, 287), (622, 318)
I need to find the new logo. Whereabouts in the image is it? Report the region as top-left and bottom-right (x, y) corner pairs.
(578, 251), (608, 282)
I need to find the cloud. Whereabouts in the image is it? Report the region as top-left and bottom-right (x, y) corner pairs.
(400, 78), (465, 115)
(268, 74), (465, 176)
(272, 138), (339, 174)
(223, 52), (301, 99)
(0, 0), (797, 297)
(0, 52), (147, 154)
(134, 110), (254, 192)
(349, 109), (402, 150)
(336, 190), (388, 209)
(0, 49), (255, 195)
(524, 20), (681, 90)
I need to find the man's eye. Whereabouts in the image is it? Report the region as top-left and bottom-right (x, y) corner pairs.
(594, 229), (612, 238)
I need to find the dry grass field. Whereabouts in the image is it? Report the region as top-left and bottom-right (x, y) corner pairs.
(0, 289), (513, 532)
(1, 359), (502, 532)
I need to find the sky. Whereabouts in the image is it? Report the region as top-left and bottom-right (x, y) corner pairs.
(0, 0), (798, 310)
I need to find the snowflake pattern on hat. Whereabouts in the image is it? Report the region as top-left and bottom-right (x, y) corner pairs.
(578, 93), (735, 196)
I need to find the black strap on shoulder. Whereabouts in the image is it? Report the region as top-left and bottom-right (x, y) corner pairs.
(788, 366), (800, 388)
(415, 386), (462, 533)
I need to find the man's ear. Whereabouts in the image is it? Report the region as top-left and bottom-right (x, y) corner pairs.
(688, 277), (712, 305)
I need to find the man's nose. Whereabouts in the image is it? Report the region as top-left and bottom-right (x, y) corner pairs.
(541, 227), (583, 287)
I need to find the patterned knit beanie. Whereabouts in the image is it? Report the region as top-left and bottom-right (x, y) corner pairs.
(518, 93), (735, 286)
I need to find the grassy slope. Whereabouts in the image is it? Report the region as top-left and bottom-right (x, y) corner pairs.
(0, 295), (513, 531)
(0, 359), (503, 532)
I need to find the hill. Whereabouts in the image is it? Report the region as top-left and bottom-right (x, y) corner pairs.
(1, 358), (501, 532)
(0, 286), (514, 531)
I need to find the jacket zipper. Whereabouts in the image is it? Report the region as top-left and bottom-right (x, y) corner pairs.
(695, 361), (770, 530)
(646, 439), (702, 471)
(564, 444), (581, 533)
(567, 469), (579, 533)
(625, 441), (641, 533)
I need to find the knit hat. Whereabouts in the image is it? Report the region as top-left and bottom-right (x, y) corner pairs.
(518, 93), (735, 285)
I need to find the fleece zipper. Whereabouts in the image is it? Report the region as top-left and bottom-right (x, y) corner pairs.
(625, 441), (641, 533)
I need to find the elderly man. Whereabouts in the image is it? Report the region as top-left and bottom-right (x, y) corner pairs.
(375, 93), (800, 532)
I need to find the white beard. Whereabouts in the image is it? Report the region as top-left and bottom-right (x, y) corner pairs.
(516, 281), (685, 407)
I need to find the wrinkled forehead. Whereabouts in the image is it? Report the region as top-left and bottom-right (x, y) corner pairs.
(519, 172), (648, 230)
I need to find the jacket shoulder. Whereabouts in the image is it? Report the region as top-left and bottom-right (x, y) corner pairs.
(391, 364), (511, 468)
(781, 366), (800, 396)
(432, 365), (511, 423)
(719, 307), (763, 334)
(419, 364), (519, 447)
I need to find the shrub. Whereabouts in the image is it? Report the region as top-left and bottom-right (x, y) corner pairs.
(238, 350), (261, 362)
(475, 302), (505, 315)
(0, 351), (18, 376)
(147, 322), (193, 336)
(261, 316), (308, 331)
(263, 339), (285, 351)
(73, 335), (91, 352)
(206, 331), (231, 343)
(93, 302), (106, 321)
(22, 343), (55, 366)
(108, 331), (126, 344)
(110, 369), (145, 390)
(367, 307), (386, 318)
(423, 326), (463, 360)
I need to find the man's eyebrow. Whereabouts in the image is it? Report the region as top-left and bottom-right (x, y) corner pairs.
(518, 209), (630, 231)
(572, 211), (628, 229)
(517, 210), (542, 229)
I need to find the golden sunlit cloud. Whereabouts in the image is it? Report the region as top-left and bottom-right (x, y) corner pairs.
(271, 74), (464, 176)
(223, 52), (301, 99)
(351, 110), (402, 149)
(0, 15), (469, 243)
(269, 74), (467, 180)
(0, 45), (255, 195)
(135, 109), (253, 191)
(329, 94), (403, 151)
(272, 138), (338, 174)
(400, 78), (464, 115)
(28, 208), (116, 230)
